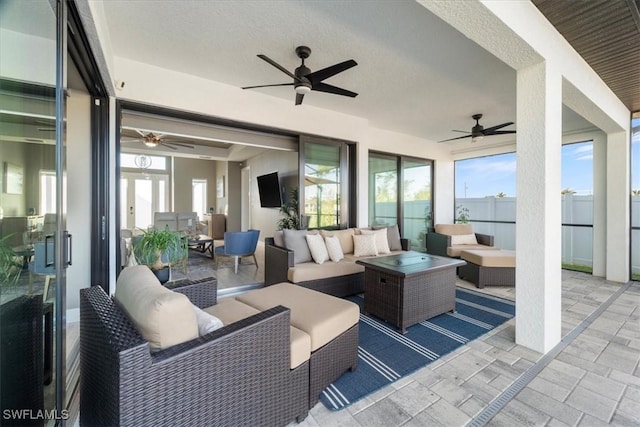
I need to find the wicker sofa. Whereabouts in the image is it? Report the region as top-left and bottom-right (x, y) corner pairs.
(265, 226), (409, 297)
(80, 271), (309, 427)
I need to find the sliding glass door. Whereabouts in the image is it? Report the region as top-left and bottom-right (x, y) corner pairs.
(0, 0), (63, 422)
(300, 138), (349, 229)
(369, 152), (433, 251)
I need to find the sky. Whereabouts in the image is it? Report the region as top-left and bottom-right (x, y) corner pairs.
(455, 139), (617, 198)
(456, 119), (640, 198)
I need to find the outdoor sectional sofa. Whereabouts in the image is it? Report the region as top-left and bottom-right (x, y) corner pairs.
(80, 265), (358, 426)
(264, 226), (409, 297)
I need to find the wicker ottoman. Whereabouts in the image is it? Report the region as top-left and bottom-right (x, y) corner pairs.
(458, 249), (516, 288)
(236, 283), (359, 407)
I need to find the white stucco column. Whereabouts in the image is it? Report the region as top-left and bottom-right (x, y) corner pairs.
(592, 133), (606, 277)
(515, 61), (562, 353)
(606, 131), (630, 282)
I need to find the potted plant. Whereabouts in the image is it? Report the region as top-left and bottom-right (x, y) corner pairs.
(132, 227), (187, 283)
(277, 187), (301, 230)
(0, 234), (22, 290)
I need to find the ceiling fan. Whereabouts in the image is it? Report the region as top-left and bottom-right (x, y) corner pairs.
(439, 114), (516, 143)
(121, 130), (195, 150)
(242, 45), (358, 105)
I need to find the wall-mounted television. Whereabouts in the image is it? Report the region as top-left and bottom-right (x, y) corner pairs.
(257, 171), (283, 208)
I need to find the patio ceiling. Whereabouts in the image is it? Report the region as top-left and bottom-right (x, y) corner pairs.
(96, 0), (599, 150)
(532, 0), (640, 114)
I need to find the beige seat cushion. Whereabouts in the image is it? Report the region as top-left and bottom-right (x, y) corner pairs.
(237, 283), (359, 351)
(205, 298), (311, 369)
(460, 249), (516, 267)
(435, 223), (474, 235)
(287, 260), (364, 283)
(447, 244), (499, 257)
(114, 265), (198, 351)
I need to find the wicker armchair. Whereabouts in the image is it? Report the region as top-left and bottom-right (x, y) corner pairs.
(425, 223), (496, 257)
(79, 278), (309, 427)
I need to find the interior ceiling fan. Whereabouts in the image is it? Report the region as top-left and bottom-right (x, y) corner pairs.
(121, 130), (195, 150)
(439, 114), (516, 143)
(242, 45), (358, 105)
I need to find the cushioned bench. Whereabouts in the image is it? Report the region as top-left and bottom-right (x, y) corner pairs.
(458, 249), (516, 288)
(211, 283), (359, 407)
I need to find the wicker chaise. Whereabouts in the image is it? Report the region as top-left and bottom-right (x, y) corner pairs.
(425, 223), (496, 257)
(79, 277), (309, 427)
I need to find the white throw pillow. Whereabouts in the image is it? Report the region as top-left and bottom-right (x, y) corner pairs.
(450, 233), (478, 245)
(360, 228), (391, 254)
(193, 304), (224, 335)
(353, 234), (378, 257)
(306, 233), (330, 264)
(324, 235), (344, 262)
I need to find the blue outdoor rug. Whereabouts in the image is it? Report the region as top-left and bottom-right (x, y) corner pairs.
(320, 287), (516, 410)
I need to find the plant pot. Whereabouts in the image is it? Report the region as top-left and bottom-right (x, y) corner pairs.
(153, 267), (170, 284)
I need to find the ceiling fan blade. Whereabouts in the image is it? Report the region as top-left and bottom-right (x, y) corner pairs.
(452, 130), (471, 134)
(438, 134), (472, 142)
(161, 141), (194, 149)
(257, 54), (301, 82)
(135, 129), (146, 137)
(242, 83), (294, 90)
(485, 130), (517, 136)
(158, 142), (178, 150)
(295, 93), (304, 105)
(305, 59), (357, 84)
(482, 122), (514, 134)
(120, 138), (141, 143)
(312, 82), (358, 98)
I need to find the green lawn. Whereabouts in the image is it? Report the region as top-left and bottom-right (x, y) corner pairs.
(561, 263), (593, 274)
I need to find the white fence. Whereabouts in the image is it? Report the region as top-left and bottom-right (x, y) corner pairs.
(457, 195), (640, 274)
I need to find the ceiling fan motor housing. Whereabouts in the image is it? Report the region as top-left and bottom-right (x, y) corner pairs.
(294, 65), (312, 93)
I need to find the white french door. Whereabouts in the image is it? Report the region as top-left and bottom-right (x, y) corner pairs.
(121, 172), (169, 230)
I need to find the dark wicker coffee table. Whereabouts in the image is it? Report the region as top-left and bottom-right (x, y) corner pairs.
(356, 252), (465, 333)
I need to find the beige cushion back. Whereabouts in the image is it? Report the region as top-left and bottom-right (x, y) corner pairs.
(115, 265), (198, 351)
(435, 223), (474, 236)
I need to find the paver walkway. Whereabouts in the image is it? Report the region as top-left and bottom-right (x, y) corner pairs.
(293, 271), (640, 426)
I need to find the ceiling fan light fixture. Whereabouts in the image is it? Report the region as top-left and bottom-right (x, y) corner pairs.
(295, 84), (311, 95)
(143, 140), (158, 148)
(471, 135), (483, 143)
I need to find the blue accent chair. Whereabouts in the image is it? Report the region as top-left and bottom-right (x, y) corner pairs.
(214, 229), (260, 274)
(28, 241), (56, 301)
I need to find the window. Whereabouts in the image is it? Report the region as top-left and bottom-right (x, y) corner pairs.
(631, 113), (640, 280)
(301, 139), (346, 229)
(120, 153), (167, 170)
(192, 179), (207, 220)
(561, 141), (594, 273)
(455, 152), (517, 250)
(40, 170), (56, 214)
(454, 142), (594, 271)
(369, 152), (433, 251)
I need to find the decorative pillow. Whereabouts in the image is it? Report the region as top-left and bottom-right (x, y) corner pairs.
(273, 230), (285, 247)
(283, 229), (313, 264)
(320, 228), (355, 254)
(306, 233), (330, 264)
(374, 224), (402, 251)
(193, 304), (224, 335)
(324, 235), (344, 262)
(361, 228), (391, 254)
(450, 233), (478, 245)
(353, 234), (378, 257)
